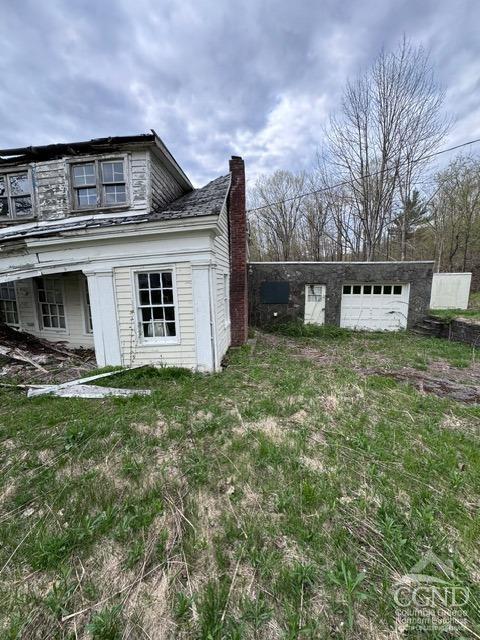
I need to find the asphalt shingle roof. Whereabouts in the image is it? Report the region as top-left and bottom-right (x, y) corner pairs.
(151, 174), (230, 220)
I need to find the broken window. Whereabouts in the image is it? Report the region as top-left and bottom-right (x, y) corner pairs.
(71, 159), (126, 209)
(0, 171), (33, 220)
(36, 277), (66, 330)
(0, 282), (19, 326)
(136, 271), (177, 339)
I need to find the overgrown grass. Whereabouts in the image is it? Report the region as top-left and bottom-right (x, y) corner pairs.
(264, 320), (352, 339)
(1, 331), (479, 638)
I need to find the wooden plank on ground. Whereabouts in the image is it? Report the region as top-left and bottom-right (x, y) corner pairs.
(27, 364), (147, 398)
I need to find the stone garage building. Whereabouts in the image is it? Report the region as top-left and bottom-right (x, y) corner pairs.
(248, 261), (434, 331)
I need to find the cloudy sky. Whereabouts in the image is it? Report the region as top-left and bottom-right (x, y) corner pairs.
(0, 0), (478, 186)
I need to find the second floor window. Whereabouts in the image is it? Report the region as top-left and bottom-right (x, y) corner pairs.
(71, 160), (126, 209)
(0, 172), (33, 220)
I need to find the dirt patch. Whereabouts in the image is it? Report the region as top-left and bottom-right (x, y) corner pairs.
(441, 413), (480, 436)
(248, 417), (286, 442)
(300, 454), (325, 472)
(134, 419), (166, 438)
(322, 394), (339, 413)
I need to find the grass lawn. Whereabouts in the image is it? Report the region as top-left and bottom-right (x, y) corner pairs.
(1, 329), (480, 638)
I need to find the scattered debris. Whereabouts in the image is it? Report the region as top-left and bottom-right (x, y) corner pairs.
(27, 364), (148, 398)
(0, 322), (96, 384)
(0, 345), (48, 373)
(49, 384), (151, 399)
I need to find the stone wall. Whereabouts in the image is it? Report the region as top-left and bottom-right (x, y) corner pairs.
(248, 261), (434, 329)
(445, 319), (480, 347)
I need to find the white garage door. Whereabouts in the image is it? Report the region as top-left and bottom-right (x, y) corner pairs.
(340, 283), (410, 331)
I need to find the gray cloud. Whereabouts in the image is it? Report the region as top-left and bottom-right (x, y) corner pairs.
(0, 0), (478, 186)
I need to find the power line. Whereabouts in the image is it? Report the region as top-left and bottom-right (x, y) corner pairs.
(247, 136), (480, 214)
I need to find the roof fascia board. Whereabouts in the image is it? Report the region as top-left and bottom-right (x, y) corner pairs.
(22, 216), (220, 249)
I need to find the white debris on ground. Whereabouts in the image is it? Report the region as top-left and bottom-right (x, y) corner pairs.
(0, 323), (150, 398)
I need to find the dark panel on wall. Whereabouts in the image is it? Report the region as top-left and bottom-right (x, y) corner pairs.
(248, 262), (434, 329)
(260, 281), (289, 304)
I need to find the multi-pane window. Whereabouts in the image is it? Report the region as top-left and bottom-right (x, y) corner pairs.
(307, 284), (324, 301)
(343, 284), (404, 295)
(71, 160), (126, 209)
(0, 282), (19, 326)
(137, 271), (176, 339)
(83, 278), (93, 333)
(36, 277), (66, 329)
(0, 172), (33, 219)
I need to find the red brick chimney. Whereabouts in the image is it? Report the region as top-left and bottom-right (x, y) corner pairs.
(228, 156), (248, 346)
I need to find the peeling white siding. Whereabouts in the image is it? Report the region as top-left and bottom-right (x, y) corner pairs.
(114, 262), (197, 368)
(149, 150), (185, 210)
(130, 151), (148, 211)
(15, 272), (94, 348)
(213, 201), (231, 365)
(33, 160), (69, 220)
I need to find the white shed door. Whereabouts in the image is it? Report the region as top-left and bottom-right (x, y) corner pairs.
(340, 284), (410, 331)
(304, 284), (326, 325)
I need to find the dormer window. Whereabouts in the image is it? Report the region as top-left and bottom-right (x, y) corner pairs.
(0, 171), (33, 220)
(71, 159), (127, 209)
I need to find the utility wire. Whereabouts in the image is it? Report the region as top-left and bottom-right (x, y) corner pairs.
(247, 136), (480, 214)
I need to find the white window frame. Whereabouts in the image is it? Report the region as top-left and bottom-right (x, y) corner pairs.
(223, 273), (230, 328)
(342, 283), (405, 296)
(35, 276), (68, 333)
(81, 276), (93, 335)
(132, 267), (180, 345)
(0, 167), (35, 221)
(68, 155), (129, 212)
(0, 281), (19, 327)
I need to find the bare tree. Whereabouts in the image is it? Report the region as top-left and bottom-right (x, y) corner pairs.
(428, 156), (480, 271)
(327, 38), (449, 260)
(249, 170), (306, 261)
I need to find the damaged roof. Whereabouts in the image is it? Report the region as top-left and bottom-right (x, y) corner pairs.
(151, 174), (231, 219)
(0, 130), (192, 191)
(0, 133), (156, 164)
(0, 174), (231, 243)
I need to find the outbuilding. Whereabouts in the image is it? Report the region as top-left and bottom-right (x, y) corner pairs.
(249, 261), (434, 331)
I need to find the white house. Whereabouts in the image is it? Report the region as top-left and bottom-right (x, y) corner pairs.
(0, 133), (248, 371)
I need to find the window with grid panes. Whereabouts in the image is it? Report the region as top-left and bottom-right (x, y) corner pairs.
(71, 160), (126, 209)
(136, 272), (176, 339)
(0, 282), (19, 326)
(36, 277), (66, 329)
(0, 171), (34, 219)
